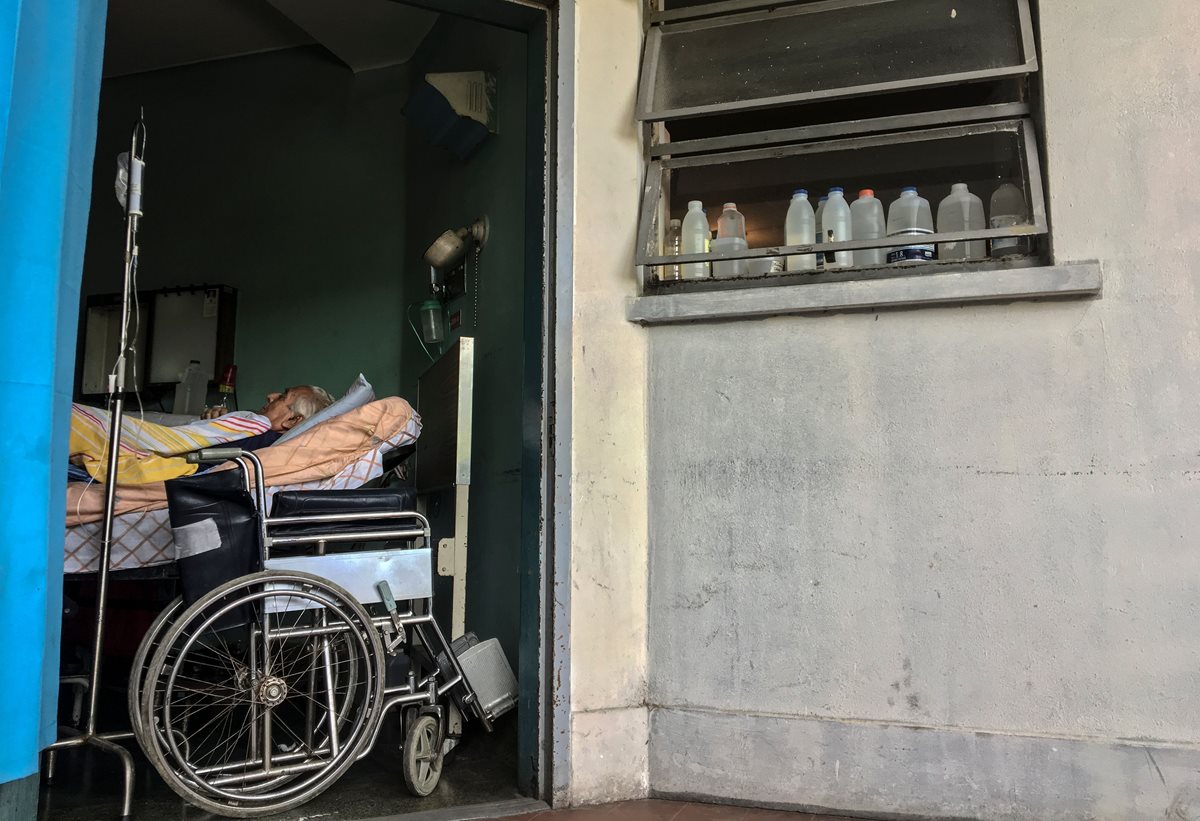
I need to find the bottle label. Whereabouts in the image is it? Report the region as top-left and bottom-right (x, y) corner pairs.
(886, 228), (935, 264)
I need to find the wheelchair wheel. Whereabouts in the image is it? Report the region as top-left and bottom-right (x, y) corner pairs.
(140, 571), (383, 817)
(401, 712), (444, 797)
(128, 596), (183, 745)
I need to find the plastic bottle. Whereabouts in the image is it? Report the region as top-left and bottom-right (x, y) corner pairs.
(716, 201), (746, 240)
(850, 189), (886, 268)
(785, 189), (817, 272)
(662, 218), (683, 281)
(712, 202), (748, 278)
(937, 183), (986, 261)
(822, 187), (853, 269)
(989, 182), (1029, 258)
(680, 200), (711, 279)
(174, 360), (207, 416)
(886, 187), (936, 264)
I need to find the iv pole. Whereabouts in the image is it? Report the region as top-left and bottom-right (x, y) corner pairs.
(43, 114), (146, 821)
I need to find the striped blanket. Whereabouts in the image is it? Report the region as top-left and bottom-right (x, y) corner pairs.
(69, 404), (273, 485)
(65, 397), (419, 527)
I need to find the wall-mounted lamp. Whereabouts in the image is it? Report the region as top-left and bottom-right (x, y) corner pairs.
(411, 216), (489, 352)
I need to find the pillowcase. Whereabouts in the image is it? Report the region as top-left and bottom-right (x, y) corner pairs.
(274, 373), (376, 445)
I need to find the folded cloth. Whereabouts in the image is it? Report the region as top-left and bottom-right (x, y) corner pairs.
(65, 396), (419, 527)
(69, 404), (273, 485)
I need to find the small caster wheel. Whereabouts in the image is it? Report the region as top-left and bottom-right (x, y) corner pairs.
(402, 713), (444, 796)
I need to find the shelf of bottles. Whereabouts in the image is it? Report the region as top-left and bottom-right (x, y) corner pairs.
(637, 115), (1048, 288)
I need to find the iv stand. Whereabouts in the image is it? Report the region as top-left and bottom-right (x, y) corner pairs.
(43, 115), (147, 821)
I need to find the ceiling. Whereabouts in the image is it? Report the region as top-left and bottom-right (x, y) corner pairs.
(102, 0), (438, 78)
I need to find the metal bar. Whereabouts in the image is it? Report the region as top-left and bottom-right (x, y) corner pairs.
(194, 747), (323, 776)
(320, 634), (341, 757)
(1016, 0), (1039, 71)
(88, 736), (135, 819)
(661, 118), (1019, 170)
(649, 103), (1031, 157)
(637, 160), (664, 268)
(451, 483), (470, 638)
(657, 0), (893, 31)
(207, 756), (334, 788)
(45, 729), (136, 751)
(640, 66), (1034, 123)
(635, 26), (662, 120)
(249, 633), (260, 761)
(1022, 118), (1050, 235)
(87, 396), (123, 735)
(267, 510), (430, 527)
(261, 600), (273, 774)
(268, 528), (428, 546)
(641, 225), (1047, 267)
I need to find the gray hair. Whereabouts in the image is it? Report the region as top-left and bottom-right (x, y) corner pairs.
(290, 385), (335, 422)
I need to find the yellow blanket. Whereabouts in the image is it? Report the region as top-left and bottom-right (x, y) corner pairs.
(69, 404), (273, 485)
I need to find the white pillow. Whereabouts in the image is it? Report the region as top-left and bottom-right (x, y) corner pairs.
(275, 373), (376, 444)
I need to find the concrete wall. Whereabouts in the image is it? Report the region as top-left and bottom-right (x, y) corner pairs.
(82, 46), (409, 407)
(564, 0), (651, 805)
(645, 1), (1200, 818)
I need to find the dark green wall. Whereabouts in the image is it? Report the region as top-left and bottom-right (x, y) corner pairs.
(402, 17), (528, 665)
(80, 23), (531, 667)
(82, 46), (410, 408)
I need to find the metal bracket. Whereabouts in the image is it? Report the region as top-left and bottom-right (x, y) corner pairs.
(437, 538), (456, 577)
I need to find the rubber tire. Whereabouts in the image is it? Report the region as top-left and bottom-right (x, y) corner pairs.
(128, 596), (183, 746)
(141, 570), (384, 818)
(402, 713), (444, 797)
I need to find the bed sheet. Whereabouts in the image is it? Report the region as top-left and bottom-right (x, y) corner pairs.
(63, 415), (419, 574)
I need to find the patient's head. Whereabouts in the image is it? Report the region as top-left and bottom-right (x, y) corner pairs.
(259, 385), (335, 432)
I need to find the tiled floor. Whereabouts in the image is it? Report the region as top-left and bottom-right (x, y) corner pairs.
(504, 799), (862, 821)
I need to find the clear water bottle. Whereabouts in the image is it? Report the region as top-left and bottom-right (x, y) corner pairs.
(712, 202), (748, 278)
(662, 218), (683, 280)
(680, 200), (711, 279)
(785, 189), (817, 272)
(822, 187), (853, 269)
(174, 360), (207, 416)
(716, 202), (746, 240)
(886, 187), (936, 264)
(937, 183), (986, 260)
(850, 189), (886, 268)
(814, 195), (828, 269)
(989, 182), (1029, 258)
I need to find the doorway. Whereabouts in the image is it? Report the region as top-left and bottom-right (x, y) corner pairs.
(39, 0), (556, 817)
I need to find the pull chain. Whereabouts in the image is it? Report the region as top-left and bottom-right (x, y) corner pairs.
(473, 243), (481, 333)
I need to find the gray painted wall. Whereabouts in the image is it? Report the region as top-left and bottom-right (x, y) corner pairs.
(645, 1), (1200, 817)
(83, 46), (410, 408)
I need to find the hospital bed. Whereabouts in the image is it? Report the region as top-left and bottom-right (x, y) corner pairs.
(51, 372), (516, 818)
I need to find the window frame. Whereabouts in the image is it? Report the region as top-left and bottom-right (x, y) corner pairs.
(636, 0), (1040, 123)
(635, 116), (1050, 287)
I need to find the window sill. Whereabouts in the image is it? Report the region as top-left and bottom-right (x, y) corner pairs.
(626, 261), (1102, 325)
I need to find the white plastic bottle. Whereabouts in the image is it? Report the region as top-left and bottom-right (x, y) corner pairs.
(989, 182), (1029, 258)
(886, 187), (936, 265)
(662, 218), (683, 280)
(850, 188), (886, 268)
(822, 187), (853, 269)
(937, 183), (986, 260)
(815, 195), (828, 244)
(785, 189), (817, 272)
(680, 200), (711, 279)
(174, 360), (207, 416)
(712, 202), (748, 278)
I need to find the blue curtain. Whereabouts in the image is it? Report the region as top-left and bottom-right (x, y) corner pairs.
(0, 0), (106, 784)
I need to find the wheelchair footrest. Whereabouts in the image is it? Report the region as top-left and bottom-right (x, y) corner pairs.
(441, 633), (518, 723)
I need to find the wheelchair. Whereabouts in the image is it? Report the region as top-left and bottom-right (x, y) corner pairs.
(126, 447), (500, 817)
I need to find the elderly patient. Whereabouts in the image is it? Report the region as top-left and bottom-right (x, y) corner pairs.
(70, 385), (334, 485)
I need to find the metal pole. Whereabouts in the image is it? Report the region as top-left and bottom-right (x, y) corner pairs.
(46, 115), (145, 821)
